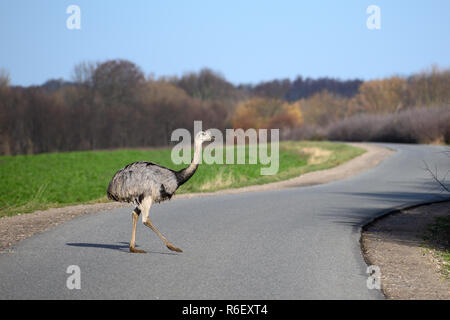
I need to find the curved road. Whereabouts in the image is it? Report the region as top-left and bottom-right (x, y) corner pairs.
(1, 143), (449, 299)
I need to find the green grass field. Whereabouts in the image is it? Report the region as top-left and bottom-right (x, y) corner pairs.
(0, 141), (364, 217)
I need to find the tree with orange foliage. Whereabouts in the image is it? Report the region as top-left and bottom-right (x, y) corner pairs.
(407, 66), (450, 107)
(348, 77), (409, 115)
(231, 98), (303, 130)
(297, 90), (349, 126)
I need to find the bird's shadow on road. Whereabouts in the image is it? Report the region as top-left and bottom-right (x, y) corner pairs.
(65, 242), (178, 255)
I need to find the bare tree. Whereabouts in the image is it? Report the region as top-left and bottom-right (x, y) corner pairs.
(174, 68), (239, 102)
(72, 61), (96, 86)
(92, 59), (145, 105)
(0, 68), (10, 87)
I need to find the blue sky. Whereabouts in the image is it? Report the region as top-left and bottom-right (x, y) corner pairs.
(1, 0), (449, 86)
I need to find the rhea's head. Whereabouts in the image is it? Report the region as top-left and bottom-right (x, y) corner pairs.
(194, 130), (215, 144)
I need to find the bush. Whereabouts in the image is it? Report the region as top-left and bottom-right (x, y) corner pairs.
(326, 106), (450, 144)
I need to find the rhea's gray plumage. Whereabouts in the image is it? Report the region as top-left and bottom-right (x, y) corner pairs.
(107, 161), (180, 204)
(106, 130), (215, 253)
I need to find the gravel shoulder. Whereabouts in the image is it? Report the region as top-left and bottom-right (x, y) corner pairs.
(361, 201), (450, 299)
(0, 142), (392, 252)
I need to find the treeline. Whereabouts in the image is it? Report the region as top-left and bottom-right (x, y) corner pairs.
(232, 66), (450, 143)
(0, 60), (449, 155)
(283, 67), (450, 143)
(0, 61), (230, 155)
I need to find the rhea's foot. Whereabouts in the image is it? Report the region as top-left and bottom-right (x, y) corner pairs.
(130, 246), (147, 253)
(166, 243), (183, 253)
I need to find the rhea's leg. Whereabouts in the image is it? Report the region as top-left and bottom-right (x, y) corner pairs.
(130, 207), (146, 253)
(141, 197), (183, 253)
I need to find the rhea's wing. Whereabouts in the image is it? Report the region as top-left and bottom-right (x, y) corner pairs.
(107, 161), (177, 202)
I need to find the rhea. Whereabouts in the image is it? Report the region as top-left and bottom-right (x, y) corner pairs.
(107, 131), (214, 253)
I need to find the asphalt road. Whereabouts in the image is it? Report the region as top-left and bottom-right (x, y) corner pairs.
(1, 143), (449, 299)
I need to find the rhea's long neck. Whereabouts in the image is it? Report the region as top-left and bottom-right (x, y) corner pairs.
(176, 141), (202, 186)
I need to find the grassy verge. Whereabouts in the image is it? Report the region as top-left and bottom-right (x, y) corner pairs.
(422, 215), (450, 279)
(0, 141), (364, 218)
